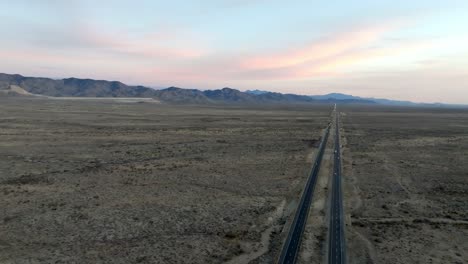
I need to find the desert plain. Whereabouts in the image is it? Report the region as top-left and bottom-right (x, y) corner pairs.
(0, 98), (467, 264)
(0, 97), (330, 263)
(341, 106), (468, 264)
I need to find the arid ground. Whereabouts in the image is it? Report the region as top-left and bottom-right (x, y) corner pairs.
(1, 98), (467, 264)
(0, 98), (331, 264)
(341, 106), (468, 264)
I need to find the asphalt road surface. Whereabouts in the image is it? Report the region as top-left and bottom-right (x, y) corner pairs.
(277, 122), (331, 264)
(328, 109), (346, 264)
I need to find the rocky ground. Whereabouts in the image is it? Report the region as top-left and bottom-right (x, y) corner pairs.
(0, 97), (331, 264)
(341, 106), (468, 264)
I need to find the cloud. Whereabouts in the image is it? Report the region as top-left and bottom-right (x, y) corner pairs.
(2, 11), (466, 103)
(143, 20), (428, 82)
(73, 25), (205, 59)
(241, 23), (400, 70)
(1, 14), (205, 61)
(0, 13), (431, 83)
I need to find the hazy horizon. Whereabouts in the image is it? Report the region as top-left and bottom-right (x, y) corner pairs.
(1, 1), (467, 104)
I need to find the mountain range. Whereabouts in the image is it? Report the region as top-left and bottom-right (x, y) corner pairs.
(0, 73), (460, 107)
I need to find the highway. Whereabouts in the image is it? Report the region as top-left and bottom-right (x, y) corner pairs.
(328, 108), (346, 264)
(277, 122), (331, 264)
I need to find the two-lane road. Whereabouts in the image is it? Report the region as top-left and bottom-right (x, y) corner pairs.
(277, 106), (347, 264)
(328, 109), (346, 264)
(277, 122), (331, 264)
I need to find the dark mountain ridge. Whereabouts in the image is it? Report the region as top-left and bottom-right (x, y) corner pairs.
(1, 73), (460, 107)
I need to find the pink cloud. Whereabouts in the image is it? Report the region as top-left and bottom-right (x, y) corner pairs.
(142, 22), (428, 83)
(74, 24), (205, 59)
(2, 18), (445, 88)
(241, 22), (404, 70)
(138, 20), (414, 83)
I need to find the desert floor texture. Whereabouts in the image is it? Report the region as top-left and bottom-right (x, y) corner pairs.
(0, 98), (330, 263)
(341, 106), (468, 264)
(1, 98), (467, 263)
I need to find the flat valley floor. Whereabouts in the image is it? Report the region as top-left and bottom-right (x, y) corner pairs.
(0, 98), (330, 263)
(1, 98), (467, 263)
(341, 106), (468, 264)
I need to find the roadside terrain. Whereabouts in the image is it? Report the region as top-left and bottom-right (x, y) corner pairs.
(0, 97), (330, 263)
(341, 106), (468, 263)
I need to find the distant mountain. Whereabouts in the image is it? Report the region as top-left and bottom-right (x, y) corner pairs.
(203, 87), (256, 102)
(1, 73), (462, 107)
(368, 98), (416, 106)
(309, 93), (359, 100)
(0, 84), (38, 97)
(245, 89), (270, 95)
(309, 92), (422, 106)
(0, 73), (157, 98)
(0, 73), (327, 104)
(155, 87), (209, 103)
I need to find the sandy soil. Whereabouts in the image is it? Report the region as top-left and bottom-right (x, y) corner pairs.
(340, 106), (468, 264)
(0, 97), (331, 264)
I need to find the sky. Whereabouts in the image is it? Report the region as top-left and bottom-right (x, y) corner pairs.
(1, 0), (467, 103)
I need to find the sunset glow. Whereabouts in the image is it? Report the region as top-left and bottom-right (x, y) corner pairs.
(1, 0), (467, 103)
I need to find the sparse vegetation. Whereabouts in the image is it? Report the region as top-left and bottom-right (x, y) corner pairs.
(341, 106), (468, 263)
(0, 97), (330, 263)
